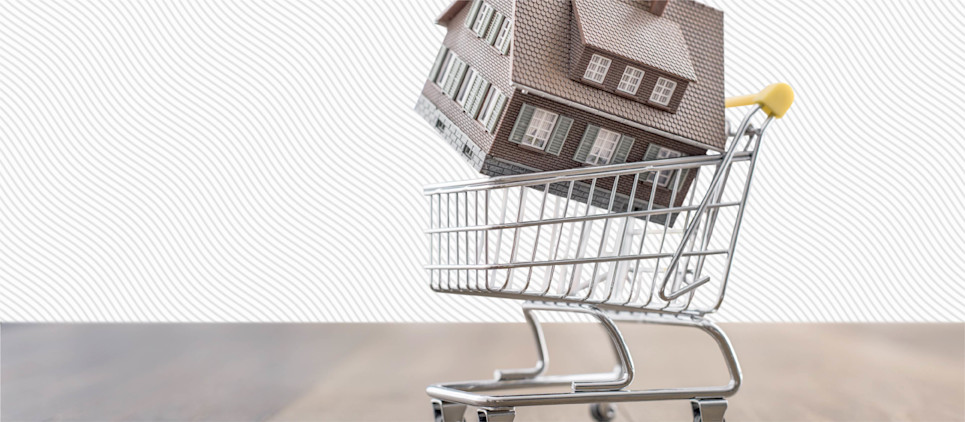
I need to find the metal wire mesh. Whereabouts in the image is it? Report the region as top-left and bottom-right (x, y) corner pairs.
(425, 112), (768, 316)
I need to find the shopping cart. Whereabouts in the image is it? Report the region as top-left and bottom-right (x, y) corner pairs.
(424, 84), (794, 422)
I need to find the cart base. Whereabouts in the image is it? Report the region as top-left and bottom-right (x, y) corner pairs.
(426, 302), (741, 421)
(431, 398), (727, 422)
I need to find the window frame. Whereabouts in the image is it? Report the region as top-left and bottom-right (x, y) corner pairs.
(477, 86), (499, 126)
(493, 18), (511, 51)
(645, 146), (684, 187)
(434, 51), (455, 85)
(582, 54), (611, 84)
(520, 108), (559, 150)
(456, 68), (479, 106)
(617, 66), (645, 95)
(472, 3), (493, 34)
(585, 128), (621, 165)
(649, 77), (678, 106)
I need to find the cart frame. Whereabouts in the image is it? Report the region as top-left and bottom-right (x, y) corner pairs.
(424, 84), (794, 422)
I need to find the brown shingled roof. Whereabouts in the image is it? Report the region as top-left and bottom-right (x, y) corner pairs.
(511, 0), (726, 150)
(436, 0), (469, 25)
(573, 0), (697, 82)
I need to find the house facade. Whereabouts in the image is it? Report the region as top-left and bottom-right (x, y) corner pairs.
(415, 0), (726, 212)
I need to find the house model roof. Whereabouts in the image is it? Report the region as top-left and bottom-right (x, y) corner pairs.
(574, 0), (697, 82)
(437, 0), (726, 151)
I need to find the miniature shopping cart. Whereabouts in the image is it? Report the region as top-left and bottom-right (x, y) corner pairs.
(424, 84), (794, 422)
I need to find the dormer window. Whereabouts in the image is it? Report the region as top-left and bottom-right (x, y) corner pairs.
(617, 66), (645, 95)
(649, 77), (677, 106)
(583, 54), (611, 84)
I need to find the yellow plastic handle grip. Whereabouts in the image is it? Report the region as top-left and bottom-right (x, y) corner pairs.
(725, 83), (794, 118)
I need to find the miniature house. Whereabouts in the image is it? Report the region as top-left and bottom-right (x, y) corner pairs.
(415, 0), (726, 213)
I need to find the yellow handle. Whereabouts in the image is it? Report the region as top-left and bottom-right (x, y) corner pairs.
(725, 83), (794, 118)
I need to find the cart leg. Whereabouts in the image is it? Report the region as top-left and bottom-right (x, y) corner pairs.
(494, 304), (548, 381)
(477, 408), (515, 422)
(691, 398), (727, 422)
(498, 302), (634, 392)
(612, 313), (742, 398)
(572, 307), (634, 392)
(431, 399), (467, 422)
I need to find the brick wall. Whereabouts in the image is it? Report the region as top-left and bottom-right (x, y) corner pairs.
(420, 81), (497, 163)
(491, 90), (704, 210)
(436, 0), (516, 153)
(479, 157), (678, 226)
(415, 95), (487, 171)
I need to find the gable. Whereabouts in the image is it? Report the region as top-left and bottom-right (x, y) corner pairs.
(436, 0), (470, 26)
(573, 0), (697, 82)
(511, 0), (726, 151)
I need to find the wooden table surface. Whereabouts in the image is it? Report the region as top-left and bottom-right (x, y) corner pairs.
(2, 322), (963, 421)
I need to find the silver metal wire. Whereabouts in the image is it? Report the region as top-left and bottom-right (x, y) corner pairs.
(425, 106), (777, 420)
(425, 106), (768, 317)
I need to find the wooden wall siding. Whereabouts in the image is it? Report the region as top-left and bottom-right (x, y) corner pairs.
(492, 91), (704, 208)
(567, 37), (690, 114)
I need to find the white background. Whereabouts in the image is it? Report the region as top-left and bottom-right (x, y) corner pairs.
(1, 0), (963, 322)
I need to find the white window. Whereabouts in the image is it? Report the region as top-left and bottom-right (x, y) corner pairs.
(585, 128), (621, 165)
(521, 108), (559, 149)
(649, 77), (677, 106)
(456, 68), (479, 106)
(583, 54), (611, 84)
(617, 66), (645, 95)
(473, 3), (493, 34)
(645, 146), (683, 187)
(435, 51), (455, 85)
(493, 19), (511, 50)
(477, 86), (499, 126)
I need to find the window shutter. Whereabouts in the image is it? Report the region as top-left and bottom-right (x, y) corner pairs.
(642, 144), (661, 183)
(468, 79), (491, 118)
(444, 60), (468, 99)
(441, 58), (458, 96)
(475, 6), (494, 37)
(545, 116), (573, 156)
(453, 61), (469, 99)
(573, 124), (599, 163)
(442, 61), (459, 96)
(674, 169), (690, 190)
(499, 22), (513, 55)
(612, 135), (635, 164)
(429, 46), (449, 81)
(485, 92), (507, 133)
(643, 144), (661, 161)
(485, 14), (504, 45)
(462, 76), (483, 114)
(464, 0), (482, 28)
(508, 104), (536, 144)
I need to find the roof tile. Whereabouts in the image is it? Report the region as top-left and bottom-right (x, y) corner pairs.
(511, 0), (726, 150)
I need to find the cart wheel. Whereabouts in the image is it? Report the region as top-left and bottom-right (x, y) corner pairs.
(477, 408), (515, 422)
(590, 402), (616, 422)
(431, 399), (466, 422)
(691, 399), (727, 422)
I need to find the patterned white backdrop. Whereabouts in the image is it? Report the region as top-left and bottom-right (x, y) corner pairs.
(1, 0), (963, 322)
